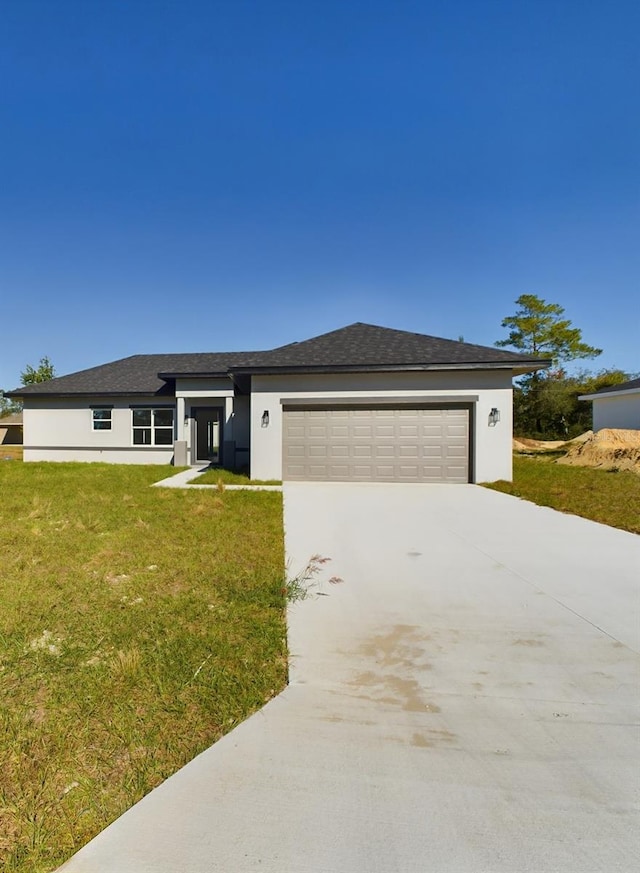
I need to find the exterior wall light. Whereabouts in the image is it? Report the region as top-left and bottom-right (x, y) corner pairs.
(261, 410), (270, 428)
(488, 407), (500, 427)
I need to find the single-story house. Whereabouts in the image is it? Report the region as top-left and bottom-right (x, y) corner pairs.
(0, 413), (23, 445)
(579, 377), (640, 431)
(7, 323), (549, 483)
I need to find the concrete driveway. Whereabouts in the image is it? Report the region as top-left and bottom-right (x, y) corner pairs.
(60, 484), (639, 872)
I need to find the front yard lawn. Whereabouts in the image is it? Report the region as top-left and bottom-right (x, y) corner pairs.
(484, 455), (640, 535)
(0, 463), (286, 872)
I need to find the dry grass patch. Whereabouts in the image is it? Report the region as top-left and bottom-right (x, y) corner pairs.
(485, 454), (640, 534)
(0, 463), (286, 872)
(1, 446), (23, 461)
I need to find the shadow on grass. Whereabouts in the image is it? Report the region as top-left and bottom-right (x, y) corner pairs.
(189, 466), (281, 486)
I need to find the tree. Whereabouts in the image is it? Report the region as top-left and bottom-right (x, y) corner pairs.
(0, 389), (22, 417)
(496, 294), (602, 364)
(21, 356), (56, 385)
(0, 357), (56, 418)
(497, 295), (603, 437)
(534, 368), (628, 438)
(0, 356), (56, 417)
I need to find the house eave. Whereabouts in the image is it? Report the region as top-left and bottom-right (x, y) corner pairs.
(158, 371), (231, 380)
(579, 388), (640, 401)
(229, 360), (551, 377)
(10, 390), (172, 399)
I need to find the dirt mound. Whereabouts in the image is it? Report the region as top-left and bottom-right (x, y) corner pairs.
(513, 432), (592, 453)
(557, 428), (640, 474)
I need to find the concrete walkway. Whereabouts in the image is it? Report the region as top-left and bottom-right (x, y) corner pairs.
(59, 485), (639, 872)
(152, 466), (282, 491)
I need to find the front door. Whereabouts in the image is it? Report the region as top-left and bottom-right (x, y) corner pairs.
(194, 408), (222, 464)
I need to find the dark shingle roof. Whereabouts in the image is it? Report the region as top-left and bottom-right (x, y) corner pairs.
(8, 323), (549, 397)
(157, 351), (275, 377)
(8, 353), (254, 397)
(586, 377), (640, 396)
(247, 323), (547, 370)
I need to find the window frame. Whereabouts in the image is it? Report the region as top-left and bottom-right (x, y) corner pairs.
(91, 406), (113, 431)
(131, 406), (175, 447)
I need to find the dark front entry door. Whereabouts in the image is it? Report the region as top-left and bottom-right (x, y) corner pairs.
(195, 409), (221, 464)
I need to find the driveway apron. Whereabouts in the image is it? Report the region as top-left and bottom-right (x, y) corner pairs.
(59, 484), (639, 872)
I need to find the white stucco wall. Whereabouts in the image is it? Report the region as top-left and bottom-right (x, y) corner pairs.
(175, 377), (234, 398)
(22, 397), (176, 464)
(592, 392), (640, 431)
(249, 371), (513, 483)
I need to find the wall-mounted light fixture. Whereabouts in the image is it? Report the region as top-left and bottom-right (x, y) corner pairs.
(261, 410), (270, 428)
(488, 407), (501, 427)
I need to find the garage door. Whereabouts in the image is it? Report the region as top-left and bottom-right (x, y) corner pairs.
(282, 407), (470, 483)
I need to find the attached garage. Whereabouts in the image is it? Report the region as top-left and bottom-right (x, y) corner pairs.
(283, 405), (471, 483)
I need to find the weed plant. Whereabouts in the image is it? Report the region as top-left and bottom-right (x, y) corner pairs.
(284, 555), (343, 602)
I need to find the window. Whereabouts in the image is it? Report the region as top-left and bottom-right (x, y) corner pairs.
(132, 408), (174, 446)
(92, 408), (112, 431)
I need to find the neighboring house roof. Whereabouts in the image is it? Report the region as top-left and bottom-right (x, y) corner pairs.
(7, 322), (550, 397)
(579, 376), (640, 401)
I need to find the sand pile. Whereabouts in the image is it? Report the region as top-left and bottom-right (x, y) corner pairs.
(557, 428), (640, 473)
(513, 432), (591, 453)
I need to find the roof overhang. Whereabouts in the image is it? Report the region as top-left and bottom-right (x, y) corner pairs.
(8, 391), (169, 399)
(230, 360), (551, 377)
(158, 371), (231, 380)
(6, 356), (551, 399)
(579, 387), (640, 401)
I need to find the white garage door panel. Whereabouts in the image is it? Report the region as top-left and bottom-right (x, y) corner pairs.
(283, 408), (470, 483)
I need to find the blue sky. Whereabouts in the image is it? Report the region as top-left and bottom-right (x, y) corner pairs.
(1, 0), (638, 390)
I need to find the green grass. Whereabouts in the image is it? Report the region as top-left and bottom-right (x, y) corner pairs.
(0, 463), (286, 872)
(484, 455), (640, 534)
(189, 467), (281, 486)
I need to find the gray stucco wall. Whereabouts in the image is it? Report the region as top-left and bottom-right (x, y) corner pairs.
(592, 392), (640, 431)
